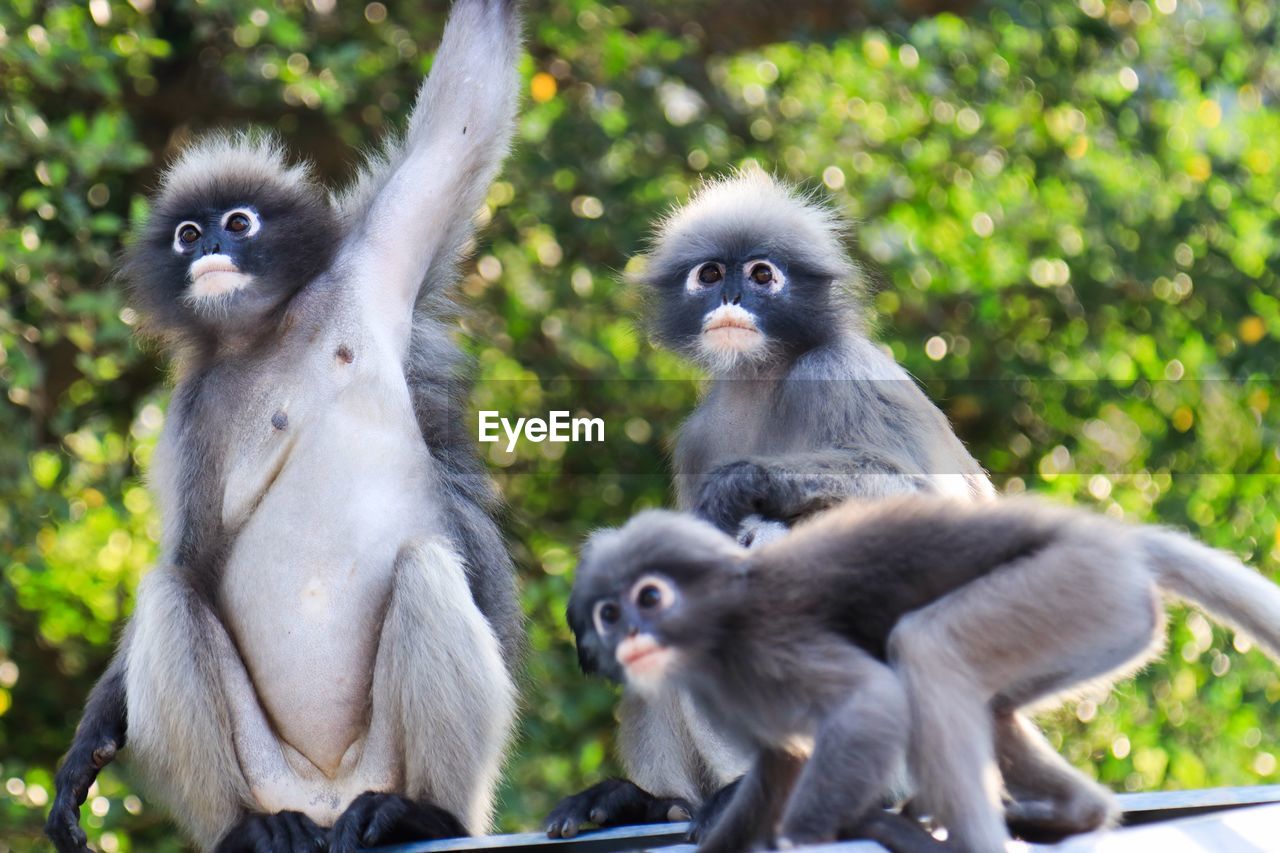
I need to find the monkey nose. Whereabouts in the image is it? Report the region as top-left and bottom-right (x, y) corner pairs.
(201, 240), (222, 256)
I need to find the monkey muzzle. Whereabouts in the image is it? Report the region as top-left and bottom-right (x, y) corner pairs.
(701, 305), (763, 354)
(616, 633), (675, 689)
(188, 254), (252, 300)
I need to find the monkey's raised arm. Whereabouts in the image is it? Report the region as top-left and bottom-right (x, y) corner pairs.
(692, 449), (934, 535)
(336, 0), (520, 344)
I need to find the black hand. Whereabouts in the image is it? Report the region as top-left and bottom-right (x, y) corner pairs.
(694, 461), (772, 534)
(329, 791), (465, 852)
(545, 778), (692, 838)
(215, 811), (327, 852)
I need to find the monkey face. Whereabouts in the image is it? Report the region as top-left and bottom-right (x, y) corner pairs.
(568, 510), (748, 689)
(649, 247), (838, 374)
(123, 166), (339, 340)
(581, 573), (685, 694)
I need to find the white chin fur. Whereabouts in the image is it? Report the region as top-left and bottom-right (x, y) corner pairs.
(189, 270), (254, 300)
(618, 639), (677, 696)
(188, 254), (252, 300)
(698, 304), (766, 369)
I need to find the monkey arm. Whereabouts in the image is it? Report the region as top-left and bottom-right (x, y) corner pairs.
(337, 0), (520, 342)
(696, 749), (804, 853)
(46, 657), (127, 853)
(693, 449), (931, 534)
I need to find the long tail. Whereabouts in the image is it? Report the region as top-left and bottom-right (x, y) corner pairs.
(1144, 528), (1280, 660)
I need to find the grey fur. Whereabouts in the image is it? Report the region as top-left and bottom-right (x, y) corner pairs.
(559, 172), (994, 836)
(46, 2), (523, 850)
(570, 498), (1280, 851)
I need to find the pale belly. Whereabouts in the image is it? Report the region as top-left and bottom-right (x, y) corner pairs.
(220, 384), (443, 799)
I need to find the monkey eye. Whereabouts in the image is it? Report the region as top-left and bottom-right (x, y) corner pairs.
(221, 208), (261, 237)
(593, 600), (622, 636)
(174, 222), (201, 250)
(696, 263), (723, 285)
(631, 575), (676, 612)
(746, 260), (783, 288)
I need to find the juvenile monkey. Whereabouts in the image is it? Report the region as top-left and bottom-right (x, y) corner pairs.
(568, 497), (1280, 851)
(549, 171), (997, 837)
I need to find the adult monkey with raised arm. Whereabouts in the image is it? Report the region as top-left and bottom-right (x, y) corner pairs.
(45, 2), (522, 851)
(546, 173), (1097, 841)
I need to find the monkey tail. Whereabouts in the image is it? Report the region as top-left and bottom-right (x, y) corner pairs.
(1144, 529), (1280, 662)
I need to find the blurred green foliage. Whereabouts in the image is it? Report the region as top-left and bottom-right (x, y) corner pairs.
(2, 0), (1279, 848)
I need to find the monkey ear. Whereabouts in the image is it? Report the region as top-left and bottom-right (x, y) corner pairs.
(565, 586), (604, 676)
(566, 600), (605, 676)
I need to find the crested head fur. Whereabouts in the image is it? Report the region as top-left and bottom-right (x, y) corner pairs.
(635, 170), (866, 373)
(120, 131), (340, 355)
(644, 170), (857, 286)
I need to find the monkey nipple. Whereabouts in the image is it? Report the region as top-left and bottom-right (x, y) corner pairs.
(271, 411), (288, 431)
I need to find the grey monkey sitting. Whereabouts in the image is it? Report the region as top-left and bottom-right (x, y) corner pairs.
(568, 496), (1280, 851)
(548, 169), (1001, 842)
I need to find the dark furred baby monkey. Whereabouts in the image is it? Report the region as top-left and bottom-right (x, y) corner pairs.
(569, 498), (1280, 852)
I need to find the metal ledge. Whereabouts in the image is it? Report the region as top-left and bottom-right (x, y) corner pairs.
(377, 787), (1280, 852)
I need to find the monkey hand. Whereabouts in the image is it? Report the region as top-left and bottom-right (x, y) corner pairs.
(694, 460), (774, 534)
(45, 739), (119, 853)
(545, 778), (692, 838)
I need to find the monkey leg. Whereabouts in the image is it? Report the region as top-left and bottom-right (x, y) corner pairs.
(888, 545), (1160, 852)
(776, 657), (909, 847)
(46, 658), (127, 853)
(698, 748), (805, 853)
(123, 568), (256, 847)
(686, 776), (741, 842)
(997, 712), (1118, 841)
(329, 538), (516, 850)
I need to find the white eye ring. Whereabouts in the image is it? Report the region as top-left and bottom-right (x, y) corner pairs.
(593, 600), (623, 637)
(744, 259), (784, 291)
(631, 575), (676, 611)
(685, 262), (724, 294)
(221, 208), (261, 237)
(173, 221), (202, 253)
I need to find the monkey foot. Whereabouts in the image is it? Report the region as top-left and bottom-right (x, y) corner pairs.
(1005, 796), (1113, 843)
(833, 810), (952, 853)
(329, 791), (466, 852)
(215, 811), (326, 852)
(545, 778), (692, 838)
